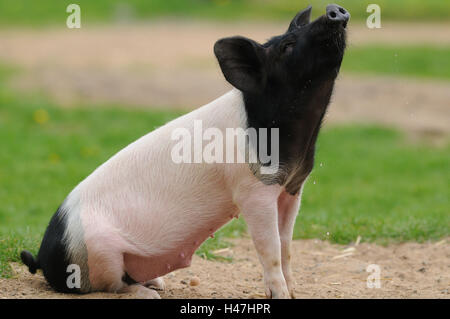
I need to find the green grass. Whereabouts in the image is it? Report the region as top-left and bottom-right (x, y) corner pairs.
(0, 66), (449, 278)
(298, 127), (449, 244)
(0, 0), (449, 27)
(342, 46), (450, 80)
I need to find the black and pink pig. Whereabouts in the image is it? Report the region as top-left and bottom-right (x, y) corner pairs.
(21, 5), (349, 298)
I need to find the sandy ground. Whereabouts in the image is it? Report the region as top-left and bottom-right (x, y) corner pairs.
(0, 21), (449, 140)
(1, 238), (448, 299)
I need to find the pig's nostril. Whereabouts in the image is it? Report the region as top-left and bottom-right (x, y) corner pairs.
(326, 4), (350, 24)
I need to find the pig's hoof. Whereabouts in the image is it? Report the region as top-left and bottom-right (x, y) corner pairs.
(144, 277), (166, 291)
(134, 286), (161, 299)
(265, 285), (291, 299)
(121, 284), (161, 299)
(266, 289), (290, 299)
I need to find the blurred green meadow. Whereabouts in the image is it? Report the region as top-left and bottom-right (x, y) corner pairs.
(0, 1), (449, 278)
(343, 46), (450, 80)
(0, 0), (450, 26)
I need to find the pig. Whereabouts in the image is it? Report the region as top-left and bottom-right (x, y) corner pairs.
(20, 4), (349, 299)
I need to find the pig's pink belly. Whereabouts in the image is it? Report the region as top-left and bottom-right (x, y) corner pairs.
(123, 214), (237, 283)
(124, 250), (194, 283)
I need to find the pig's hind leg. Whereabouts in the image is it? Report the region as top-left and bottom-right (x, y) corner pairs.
(85, 230), (161, 299)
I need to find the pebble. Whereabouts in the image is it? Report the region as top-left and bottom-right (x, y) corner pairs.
(189, 276), (200, 286)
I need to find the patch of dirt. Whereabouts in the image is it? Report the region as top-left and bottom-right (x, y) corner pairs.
(0, 22), (449, 141)
(1, 238), (449, 299)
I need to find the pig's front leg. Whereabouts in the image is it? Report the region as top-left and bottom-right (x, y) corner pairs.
(277, 190), (302, 298)
(237, 185), (290, 299)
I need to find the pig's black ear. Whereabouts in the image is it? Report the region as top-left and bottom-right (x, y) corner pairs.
(288, 5), (312, 32)
(214, 36), (266, 93)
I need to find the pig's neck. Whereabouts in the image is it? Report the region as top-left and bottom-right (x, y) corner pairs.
(242, 78), (336, 194)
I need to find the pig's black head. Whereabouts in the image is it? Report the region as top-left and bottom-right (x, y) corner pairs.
(214, 5), (350, 194)
(214, 4), (349, 96)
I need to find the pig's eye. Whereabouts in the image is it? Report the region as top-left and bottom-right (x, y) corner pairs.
(280, 41), (295, 54)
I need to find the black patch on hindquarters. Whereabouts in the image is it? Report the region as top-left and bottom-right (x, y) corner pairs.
(35, 205), (82, 293)
(214, 7), (348, 194)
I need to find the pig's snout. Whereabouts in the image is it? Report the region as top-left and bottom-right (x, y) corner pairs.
(326, 4), (350, 28)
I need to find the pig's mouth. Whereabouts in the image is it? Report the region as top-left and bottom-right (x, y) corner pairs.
(308, 17), (347, 54)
